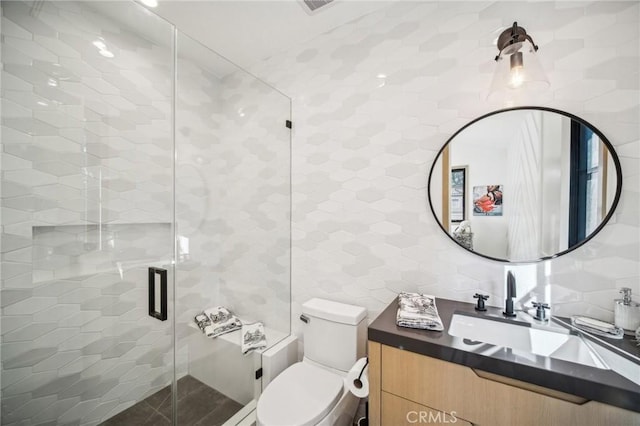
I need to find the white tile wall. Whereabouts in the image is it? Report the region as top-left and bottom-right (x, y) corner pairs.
(248, 1), (640, 335)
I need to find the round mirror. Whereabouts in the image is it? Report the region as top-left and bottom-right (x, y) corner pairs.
(427, 107), (622, 263)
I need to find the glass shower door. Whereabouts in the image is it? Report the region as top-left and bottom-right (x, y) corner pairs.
(174, 32), (291, 425)
(1, 1), (176, 424)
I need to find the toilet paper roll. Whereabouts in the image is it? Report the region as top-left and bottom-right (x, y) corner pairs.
(346, 357), (369, 398)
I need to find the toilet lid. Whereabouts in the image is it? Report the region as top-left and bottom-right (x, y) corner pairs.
(257, 362), (344, 426)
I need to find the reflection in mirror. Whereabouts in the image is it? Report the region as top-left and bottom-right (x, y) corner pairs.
(428, 108), (622, 263)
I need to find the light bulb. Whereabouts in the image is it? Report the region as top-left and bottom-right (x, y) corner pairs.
(509, 66), (524, 88)
(508, 51), (524, 88)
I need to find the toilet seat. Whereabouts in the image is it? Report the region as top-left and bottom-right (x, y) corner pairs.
(257, 362), (344, 426)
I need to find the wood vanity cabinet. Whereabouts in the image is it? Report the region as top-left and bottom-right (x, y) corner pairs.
(368, 341), (640, 426)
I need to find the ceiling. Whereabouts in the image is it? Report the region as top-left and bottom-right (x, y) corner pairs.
(152, 0), (391, 71)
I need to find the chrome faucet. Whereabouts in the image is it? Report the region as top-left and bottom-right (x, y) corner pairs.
(532, 301), (550, 321)
(503, 271), (517, 317)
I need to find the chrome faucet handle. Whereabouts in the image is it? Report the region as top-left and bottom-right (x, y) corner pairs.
(532, 302), (550, 321)
(473, 293), (489, 311)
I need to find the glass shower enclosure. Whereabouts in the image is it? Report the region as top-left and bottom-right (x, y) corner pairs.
(0, 1), (291, 424)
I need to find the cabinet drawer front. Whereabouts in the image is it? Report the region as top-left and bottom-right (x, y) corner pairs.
(380, 344), (640, 425)
(381, 344), (474, 414)
(382, 391), (472, 426)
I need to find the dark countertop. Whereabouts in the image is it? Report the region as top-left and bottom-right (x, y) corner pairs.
(368, 297), (640, 413)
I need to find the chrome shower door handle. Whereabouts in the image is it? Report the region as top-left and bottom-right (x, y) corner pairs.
(148, 267), (168, 321)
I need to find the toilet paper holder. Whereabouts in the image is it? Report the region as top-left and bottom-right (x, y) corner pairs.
(353, 358), (369, 389)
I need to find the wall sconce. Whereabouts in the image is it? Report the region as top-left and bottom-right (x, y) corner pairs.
(488, 22), (549, 101)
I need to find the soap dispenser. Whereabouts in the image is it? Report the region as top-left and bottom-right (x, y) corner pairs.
(614, 288), (640, 335)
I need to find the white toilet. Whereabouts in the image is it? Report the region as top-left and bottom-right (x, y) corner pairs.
(257, 298), (367, 426)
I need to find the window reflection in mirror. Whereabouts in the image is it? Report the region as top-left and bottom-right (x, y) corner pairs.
(428, 108), (622, 263)
(450, 167), (466, 223)
(569, 122), (614, 246)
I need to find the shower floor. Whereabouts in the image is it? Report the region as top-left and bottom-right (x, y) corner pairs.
(99, 375), (242, 426)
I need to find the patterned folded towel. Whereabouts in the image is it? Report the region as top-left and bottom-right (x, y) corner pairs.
(242, 321), (267, 355)
(396, 292), (444, 331)
(194, 306), (242, 338)
(194, 313), (211, 332)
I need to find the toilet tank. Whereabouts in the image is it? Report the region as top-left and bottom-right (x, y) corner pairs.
(301, 298), (367, 372)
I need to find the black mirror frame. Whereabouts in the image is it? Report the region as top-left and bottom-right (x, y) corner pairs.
(427, 106), (623, 264)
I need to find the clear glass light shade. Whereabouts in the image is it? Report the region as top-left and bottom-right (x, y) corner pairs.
(487, 41), (549, 102)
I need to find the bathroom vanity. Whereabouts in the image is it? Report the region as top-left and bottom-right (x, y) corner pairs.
(367, 298), (640, 426)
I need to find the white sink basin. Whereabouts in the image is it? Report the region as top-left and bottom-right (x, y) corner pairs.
(448, 312), (609, 369)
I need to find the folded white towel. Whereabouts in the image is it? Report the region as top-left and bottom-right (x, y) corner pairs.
(396, 292), (444, 331)
(574, 316), (616, 332)
(242, 322), (267, 355)
(571, 316), (623, 339)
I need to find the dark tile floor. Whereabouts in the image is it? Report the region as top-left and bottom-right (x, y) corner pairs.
(99, 375), (243, 426)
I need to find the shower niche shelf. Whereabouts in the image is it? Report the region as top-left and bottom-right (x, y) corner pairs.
(31, 222), (172, 283)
